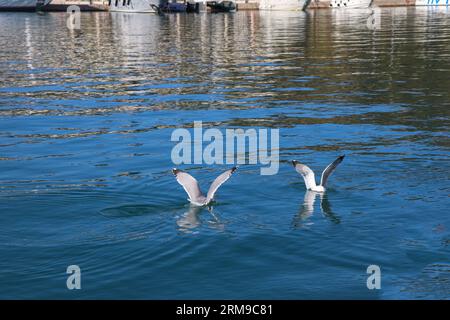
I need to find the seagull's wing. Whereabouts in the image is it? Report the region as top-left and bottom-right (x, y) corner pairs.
(206, 167), (237, 204)
(320, 155), (345, 187)
(172, 169), (204, 202)
(292, 160), (317, 190)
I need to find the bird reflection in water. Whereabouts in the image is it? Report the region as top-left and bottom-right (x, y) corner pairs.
(176, 205), (225, 233)
(293, 191), (341, 228)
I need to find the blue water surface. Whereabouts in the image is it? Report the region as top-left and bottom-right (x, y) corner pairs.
(0, 8), (449, 299)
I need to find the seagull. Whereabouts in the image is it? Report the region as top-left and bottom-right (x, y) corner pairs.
(292, 155), (345, 192)
(172, 167), (237, 206)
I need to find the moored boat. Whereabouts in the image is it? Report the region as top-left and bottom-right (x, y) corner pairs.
(259, 0), (307, 11)
(108, 0), (166, 13)
(207, 1), (236, 12)
(0, 0), (52, 11)
(160, 2), (187, 12)
(415, 0), (449, 5)
(328, 0), (372, 8)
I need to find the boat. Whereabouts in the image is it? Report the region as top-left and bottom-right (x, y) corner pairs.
(160, 2), (189, 12)
(415, 0), (450, 5)
(43, 0), (108, 11)
(328, 0), (372, 8)
(0, 0), (52, 11)
(259, 0), (307, 11)
(107, 0), (167, 13)
(206, 1), (236, 12)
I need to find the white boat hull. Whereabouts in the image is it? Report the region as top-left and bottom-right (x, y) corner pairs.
(259, 0), (306, 11)
(328, 0), (372, 8)
(415, 0), (449, 5)
(110, 8), (156, 13)
(108, 0), (164, 13)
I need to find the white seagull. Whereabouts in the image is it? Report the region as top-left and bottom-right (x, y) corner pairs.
(292, 155), (345, 192)
(172, 167), (237, 206)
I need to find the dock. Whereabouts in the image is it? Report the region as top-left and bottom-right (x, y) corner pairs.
(44, 0), (108, 11)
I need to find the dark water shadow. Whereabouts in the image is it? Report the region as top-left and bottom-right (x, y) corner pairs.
(99, 202), (181, 218)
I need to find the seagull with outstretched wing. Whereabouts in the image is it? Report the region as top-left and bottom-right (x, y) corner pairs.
(292, 155), (345, 192)
(172, 167), (237, 206)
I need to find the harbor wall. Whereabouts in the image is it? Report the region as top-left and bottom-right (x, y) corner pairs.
(235, 0), (259, 10)
(307, 0), (415, 8)
(373, 0), (415, 7)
